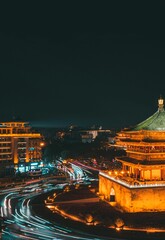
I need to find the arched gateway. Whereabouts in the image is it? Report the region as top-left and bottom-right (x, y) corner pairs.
(110, 187), (115, 202)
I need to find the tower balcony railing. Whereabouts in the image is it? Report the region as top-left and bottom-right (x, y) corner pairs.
(99, 171), (165, 189)
(127, 149), (165, 154)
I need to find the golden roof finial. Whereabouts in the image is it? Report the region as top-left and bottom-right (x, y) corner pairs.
(158, 95), (164, 111)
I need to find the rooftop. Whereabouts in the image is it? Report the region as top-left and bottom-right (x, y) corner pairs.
(128, 97), (165, 131)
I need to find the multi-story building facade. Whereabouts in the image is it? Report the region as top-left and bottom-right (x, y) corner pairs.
(0, 121), (43, 176)
(99, 97), (165, 212)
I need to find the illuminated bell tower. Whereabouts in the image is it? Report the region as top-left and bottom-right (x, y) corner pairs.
(99, 96), (165, 212)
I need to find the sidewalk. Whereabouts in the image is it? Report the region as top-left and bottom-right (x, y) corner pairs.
(55, 197), (99, 204)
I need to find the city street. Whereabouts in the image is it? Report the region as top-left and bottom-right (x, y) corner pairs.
(0, 183), (113, 240)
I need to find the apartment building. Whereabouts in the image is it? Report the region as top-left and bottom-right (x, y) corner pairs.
(0, 121), (43, 176)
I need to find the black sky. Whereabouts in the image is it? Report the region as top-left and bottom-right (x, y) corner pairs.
(1, 2), (165, 128)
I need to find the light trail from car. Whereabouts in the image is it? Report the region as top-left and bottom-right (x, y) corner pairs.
(1, 190), (111, 240)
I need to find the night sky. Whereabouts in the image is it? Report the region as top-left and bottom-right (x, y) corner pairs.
(1, 2), (165, 129)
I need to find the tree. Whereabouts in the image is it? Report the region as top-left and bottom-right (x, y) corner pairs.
(85, 214), (94, 224)
(114, 217), (124, 230)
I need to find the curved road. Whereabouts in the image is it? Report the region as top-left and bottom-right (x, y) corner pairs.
(0, 185), (124, 240)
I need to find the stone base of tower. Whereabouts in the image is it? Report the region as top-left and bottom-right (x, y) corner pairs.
(99, 172), (165, 212)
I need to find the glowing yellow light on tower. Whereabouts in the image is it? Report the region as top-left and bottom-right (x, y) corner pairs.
(40, 142), (45, 147)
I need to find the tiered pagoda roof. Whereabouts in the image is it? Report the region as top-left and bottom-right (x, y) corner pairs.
(129, 110), (165, 131)
(128, 97), (165, 131)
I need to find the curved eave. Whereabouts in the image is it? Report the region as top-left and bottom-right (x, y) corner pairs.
(116, 156), (165, 166)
